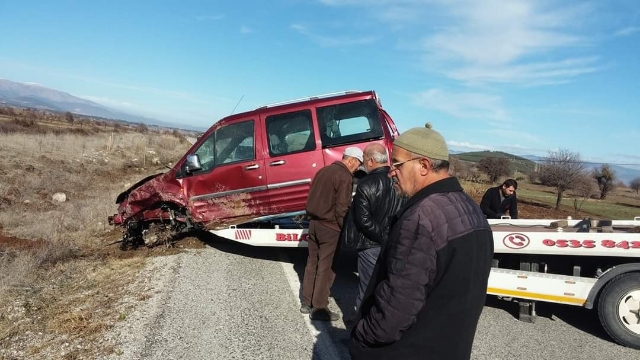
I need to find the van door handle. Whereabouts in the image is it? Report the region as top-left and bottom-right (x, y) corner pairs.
(243, 164), (260, 170)
(269, 160), (286, 166)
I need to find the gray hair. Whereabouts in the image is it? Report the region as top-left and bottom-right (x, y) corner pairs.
(430, 158), (450, 172)
(367, 148), (388, 164)
(410, 152), (450, 172)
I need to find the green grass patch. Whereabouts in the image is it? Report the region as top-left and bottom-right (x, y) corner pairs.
(518, 188), (640, 220)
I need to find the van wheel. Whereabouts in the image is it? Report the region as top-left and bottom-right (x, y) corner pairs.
(598, 273), (640, 349)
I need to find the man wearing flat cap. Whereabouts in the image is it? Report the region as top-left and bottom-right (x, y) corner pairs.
(350, 124), (494, 360)
(302, 146), (363, 321)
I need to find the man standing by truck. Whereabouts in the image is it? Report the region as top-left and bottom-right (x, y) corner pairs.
(344, 143), (405, 311)
(350, 123), (494, 359)
(301, 146), (363, 321)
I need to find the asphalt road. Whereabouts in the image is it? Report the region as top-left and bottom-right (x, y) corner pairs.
(106, 234), (640, 360)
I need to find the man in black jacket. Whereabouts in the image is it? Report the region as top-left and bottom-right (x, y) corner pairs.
(480, 178), (518, 219)
(350, 123), (494, 360)
(348, 143), (405, 311)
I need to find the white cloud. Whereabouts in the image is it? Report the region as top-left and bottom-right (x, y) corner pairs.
(290, 23), (307, 32)
(73, 77), (232, 106)
(240, 25), (254, 34)
(290, 23), (376, 47)
(423, 1), (599, 84)
(412, 88), (507, 120)
(80, 95), (219, 127)
(615, 26), (640, 37)
(447, 141), (493, 151)
(445, 57), (600, 85)
(321, 0), (600, 85)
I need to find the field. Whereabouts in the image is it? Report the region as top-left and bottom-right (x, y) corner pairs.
(461, 179), (640, 221)
(1, 111), (639, 358)
(0, 111), (194, 358)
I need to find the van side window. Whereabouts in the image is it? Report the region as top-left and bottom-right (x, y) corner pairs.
(215, 120), (255, 165)
(266, 109), (315, 156)
(316, 99), (384, 147)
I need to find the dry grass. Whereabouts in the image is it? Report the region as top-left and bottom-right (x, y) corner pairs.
(0, 119), (191, 358)
(460, 182), (487, 198)
(1, 253), (148, 358)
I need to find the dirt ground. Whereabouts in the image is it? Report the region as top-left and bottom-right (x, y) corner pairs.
(467, 194), (579, 220)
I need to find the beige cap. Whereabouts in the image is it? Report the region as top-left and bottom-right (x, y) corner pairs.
(394, 123), (449, 161)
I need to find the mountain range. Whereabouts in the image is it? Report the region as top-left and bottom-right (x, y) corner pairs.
(453, 150), (536, 174)
(453, 150), (640, 184)
(0, 79), (202, 130)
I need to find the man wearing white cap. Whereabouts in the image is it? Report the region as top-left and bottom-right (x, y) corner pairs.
(301, 146), (363, 321)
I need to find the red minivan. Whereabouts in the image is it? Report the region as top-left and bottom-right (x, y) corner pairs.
(109, 90), (399, 248)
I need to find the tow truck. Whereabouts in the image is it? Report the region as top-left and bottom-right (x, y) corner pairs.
(211, 214), (640, 349)
(108, 89), (640, 349)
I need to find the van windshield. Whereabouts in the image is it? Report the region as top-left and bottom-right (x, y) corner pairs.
(316, 99), (384, 147)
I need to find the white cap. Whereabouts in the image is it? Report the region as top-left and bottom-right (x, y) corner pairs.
(343, 146), (363, 163)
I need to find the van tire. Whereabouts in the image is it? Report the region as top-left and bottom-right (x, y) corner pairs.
(597, 272), (640, 349)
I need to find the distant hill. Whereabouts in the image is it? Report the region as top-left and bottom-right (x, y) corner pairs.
(519, 154), (640, 185)
(453, 151), (536, 175)
(0, 79), (204, 131)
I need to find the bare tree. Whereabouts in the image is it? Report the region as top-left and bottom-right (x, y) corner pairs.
(538, 149), (586, 210)
(459, 162), (472, 181)
(65, 111), (75, 125)
(593, 164), (616, 200)
(478, 157), (511, 183)
(0, 106), (16, 116)
(136, 123), (149, 133)
(630, 177), (640, 194)
(449, 157), (471, 179)
(571, 172), (598, 216)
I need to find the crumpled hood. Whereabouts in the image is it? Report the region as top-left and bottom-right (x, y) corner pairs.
(116, 171), (185, 221)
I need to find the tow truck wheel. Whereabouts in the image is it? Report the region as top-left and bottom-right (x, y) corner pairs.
(598, 273), (640, 349)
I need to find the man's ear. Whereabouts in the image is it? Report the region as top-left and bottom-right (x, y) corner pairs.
(418, 158), (431, 175)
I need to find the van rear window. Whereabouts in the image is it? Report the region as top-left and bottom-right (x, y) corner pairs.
(316, 99), (384, 147)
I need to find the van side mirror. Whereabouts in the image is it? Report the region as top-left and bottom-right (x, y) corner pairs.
(184, 154), (202, 174)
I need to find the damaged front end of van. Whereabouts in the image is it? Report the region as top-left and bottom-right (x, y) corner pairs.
(108, 170), (191, 249)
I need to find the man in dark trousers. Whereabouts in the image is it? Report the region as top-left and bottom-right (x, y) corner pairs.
(480, 178), (518, 219)
(350, 123), (494, 360)
(348, 143), (405, 311)
(301, 146), (363, 321)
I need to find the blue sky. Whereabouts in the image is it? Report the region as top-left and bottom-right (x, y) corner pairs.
(1, 0), (639, 167)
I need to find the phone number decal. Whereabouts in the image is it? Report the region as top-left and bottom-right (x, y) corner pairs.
(542, 239), (640, 249)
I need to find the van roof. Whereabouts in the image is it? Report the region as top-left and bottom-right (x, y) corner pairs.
(216, 90), (379, 126)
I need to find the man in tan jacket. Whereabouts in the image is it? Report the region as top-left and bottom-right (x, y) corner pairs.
(301, 146), (363, 321)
